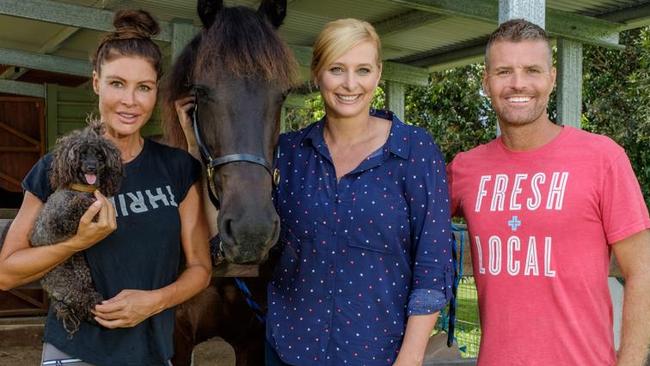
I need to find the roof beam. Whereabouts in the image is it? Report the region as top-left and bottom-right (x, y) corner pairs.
(0, 0), (118, 80)
(290, 45), (429, 86)
(0, 80), (45, 98)
(0, 0), (173, 42)
(32, 0), (115, 56)
(0, 67), (28, 80)
(373, 10), (447, 37)
(0, 48), (91, 77)
(599, 3), (650, 31)
(381, 62), (430, 86)
(420, 44), (485, 71)
(1, 27), (79, 80)
(0, 44), (429, 86)
(387, 0), (623, 48)
(395, 37), (487, 71)
(546, 8), (620, 47)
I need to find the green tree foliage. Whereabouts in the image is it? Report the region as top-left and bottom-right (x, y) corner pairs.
(404, 64), (495, 163)
(582, 28), (650, 207)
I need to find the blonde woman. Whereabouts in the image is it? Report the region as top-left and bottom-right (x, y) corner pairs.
(265, 19), (454, 366)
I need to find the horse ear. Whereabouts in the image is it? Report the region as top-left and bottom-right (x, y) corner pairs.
(257, 0), (287, 28)
(197, 0), (223, 29)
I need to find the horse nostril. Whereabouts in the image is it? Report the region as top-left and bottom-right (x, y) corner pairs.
(222, 218), (235, 242)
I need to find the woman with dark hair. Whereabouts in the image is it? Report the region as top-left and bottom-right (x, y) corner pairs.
(0, 9), (211, 366)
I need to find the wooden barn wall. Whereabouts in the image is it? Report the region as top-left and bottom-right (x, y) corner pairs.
(0, 96), (45, 194)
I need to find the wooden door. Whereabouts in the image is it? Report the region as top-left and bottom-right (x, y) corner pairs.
(0, 96), (45, 204)
(0, 96), (48, 317)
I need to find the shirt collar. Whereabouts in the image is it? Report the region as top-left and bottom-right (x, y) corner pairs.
(302, 117), (326, 149)
(301, 109), (410, 160)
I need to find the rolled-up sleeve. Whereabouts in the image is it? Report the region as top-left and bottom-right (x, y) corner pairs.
(405, 131), (454, 316)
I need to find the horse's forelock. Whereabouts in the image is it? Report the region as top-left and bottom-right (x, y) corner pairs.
(161, 4), (297, 150)
(195, 6), (297, 90)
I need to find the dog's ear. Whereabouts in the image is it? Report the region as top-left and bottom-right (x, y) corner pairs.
(67, 146), (77, 161)
(50, 139), (74, 189)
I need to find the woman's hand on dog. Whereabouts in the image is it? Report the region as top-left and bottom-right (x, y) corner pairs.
(64, 191), (117, 252)
(92, 289), (161, 328)
(175, 96), (199, 159)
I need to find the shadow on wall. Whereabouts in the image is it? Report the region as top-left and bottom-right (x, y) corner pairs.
(0, 188), (22, 209)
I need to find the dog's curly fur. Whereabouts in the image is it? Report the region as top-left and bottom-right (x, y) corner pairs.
(30, 120), (123, 336)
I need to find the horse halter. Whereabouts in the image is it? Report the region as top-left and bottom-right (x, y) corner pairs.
(190, 93), (280, 210)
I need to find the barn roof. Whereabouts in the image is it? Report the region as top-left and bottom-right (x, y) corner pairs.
(1, 0), (650, 94)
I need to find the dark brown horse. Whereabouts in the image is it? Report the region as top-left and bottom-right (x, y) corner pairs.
(162, 0), (296, 364)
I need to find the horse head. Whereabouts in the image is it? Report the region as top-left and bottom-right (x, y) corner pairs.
(164, 0), (296, 264)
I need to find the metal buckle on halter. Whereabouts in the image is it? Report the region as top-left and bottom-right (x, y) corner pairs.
(209, 233), (226, 266)
(272, 167), (280, 186)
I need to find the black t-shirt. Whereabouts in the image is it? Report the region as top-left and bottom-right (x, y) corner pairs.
(23, 139), (201, 366)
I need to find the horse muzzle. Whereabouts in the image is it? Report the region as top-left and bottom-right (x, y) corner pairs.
(217, 203), (280, 264)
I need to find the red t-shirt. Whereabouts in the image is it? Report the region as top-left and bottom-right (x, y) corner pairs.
(448, 126), (650, 366)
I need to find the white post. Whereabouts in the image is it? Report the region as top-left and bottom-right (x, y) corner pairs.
(385, 81), (405, 120)
(557, 38), (583, 128)
(498, 0), (545, 28)
(609, 278), (624, 350)
(171, 19), (196, 62)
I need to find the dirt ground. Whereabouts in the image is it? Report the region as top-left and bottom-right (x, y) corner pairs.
(0, 337), (235, 366)
(0, 346), (42, 366)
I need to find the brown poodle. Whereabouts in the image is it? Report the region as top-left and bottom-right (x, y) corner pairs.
(30, 120), (123, 336)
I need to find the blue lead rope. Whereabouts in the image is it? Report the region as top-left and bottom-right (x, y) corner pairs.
(447, 223), (465, 348)
(233, 277), (266, 323)
(210, 234), (266, 323)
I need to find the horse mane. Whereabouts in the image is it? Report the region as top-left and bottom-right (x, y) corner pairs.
(162, 35), (201, 150)
(162, 5), (298, 149)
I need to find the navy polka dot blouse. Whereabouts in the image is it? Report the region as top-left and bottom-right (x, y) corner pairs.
(266, 110), (454, 366)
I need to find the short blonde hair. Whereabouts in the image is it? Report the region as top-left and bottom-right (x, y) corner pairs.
(311, 18), (382, 81)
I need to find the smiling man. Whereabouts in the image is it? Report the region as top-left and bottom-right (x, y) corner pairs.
(447, 19), (650, 366)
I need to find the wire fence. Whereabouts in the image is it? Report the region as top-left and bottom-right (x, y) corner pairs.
(436, 276), (480, 358)
(454, 277), (480, 357)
